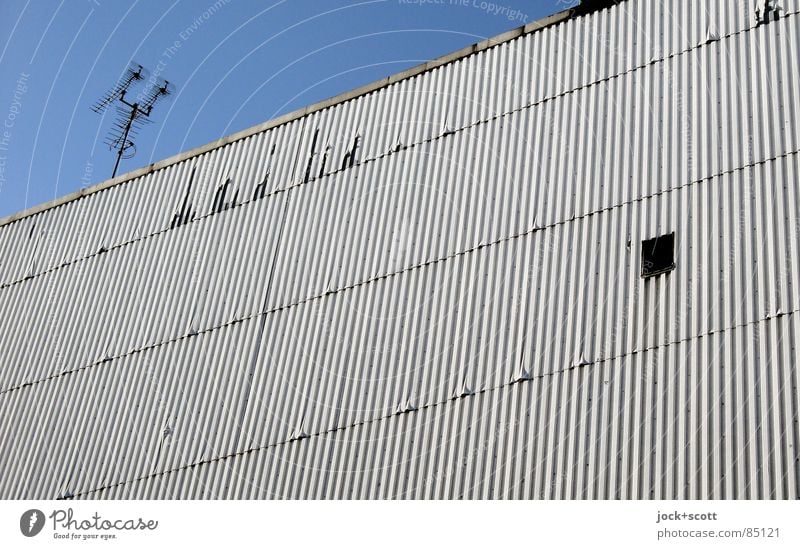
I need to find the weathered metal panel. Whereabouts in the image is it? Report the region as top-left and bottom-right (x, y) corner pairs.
(0, 119), (306, 286)
(14, 150), (800, 499)
(232, 152), (800, 453)
(76, 313), (799, 500)
(0, 319), (260, 499)
(0, 187), (286, 393)
(264, 15), (800, 310)
(3, 2), (793, 287)
(1, 0), (799, 499)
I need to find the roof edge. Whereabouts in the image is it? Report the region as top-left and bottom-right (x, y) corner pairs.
(0, 8), (575, 229)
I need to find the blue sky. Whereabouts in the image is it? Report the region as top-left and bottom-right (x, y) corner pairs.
(0, 0), (562, 219)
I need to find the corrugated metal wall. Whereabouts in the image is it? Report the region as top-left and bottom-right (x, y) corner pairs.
(0, 0), (799, 499)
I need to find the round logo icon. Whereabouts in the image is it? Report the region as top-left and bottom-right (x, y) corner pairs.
(20, 509), (45, 537)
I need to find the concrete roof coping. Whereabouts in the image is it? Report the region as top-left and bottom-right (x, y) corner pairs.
(0, 7), (575, 229)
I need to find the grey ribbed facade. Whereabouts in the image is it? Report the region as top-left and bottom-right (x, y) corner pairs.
(1, 0), (799, 499)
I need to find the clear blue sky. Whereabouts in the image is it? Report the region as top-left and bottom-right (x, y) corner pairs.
(0, 0), (562, 219)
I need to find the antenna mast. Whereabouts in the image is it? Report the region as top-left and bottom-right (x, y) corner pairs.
(92, 63), (174, 178)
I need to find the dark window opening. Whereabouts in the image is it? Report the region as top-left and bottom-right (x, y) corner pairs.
(641, 232), (675, 278)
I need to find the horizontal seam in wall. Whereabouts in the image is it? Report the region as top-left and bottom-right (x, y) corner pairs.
(3, 9), (794, 290)
(2, 145), (798, 397)
(61, 307), (797, 499)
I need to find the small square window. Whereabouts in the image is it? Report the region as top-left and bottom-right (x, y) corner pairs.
(641, 232), (675, 278)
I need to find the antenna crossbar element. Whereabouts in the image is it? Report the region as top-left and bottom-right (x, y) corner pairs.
(91, 64), (147, 114)
(92, 63), (174, 178)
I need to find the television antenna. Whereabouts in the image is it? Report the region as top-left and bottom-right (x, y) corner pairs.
(92, 63), (174, 178)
